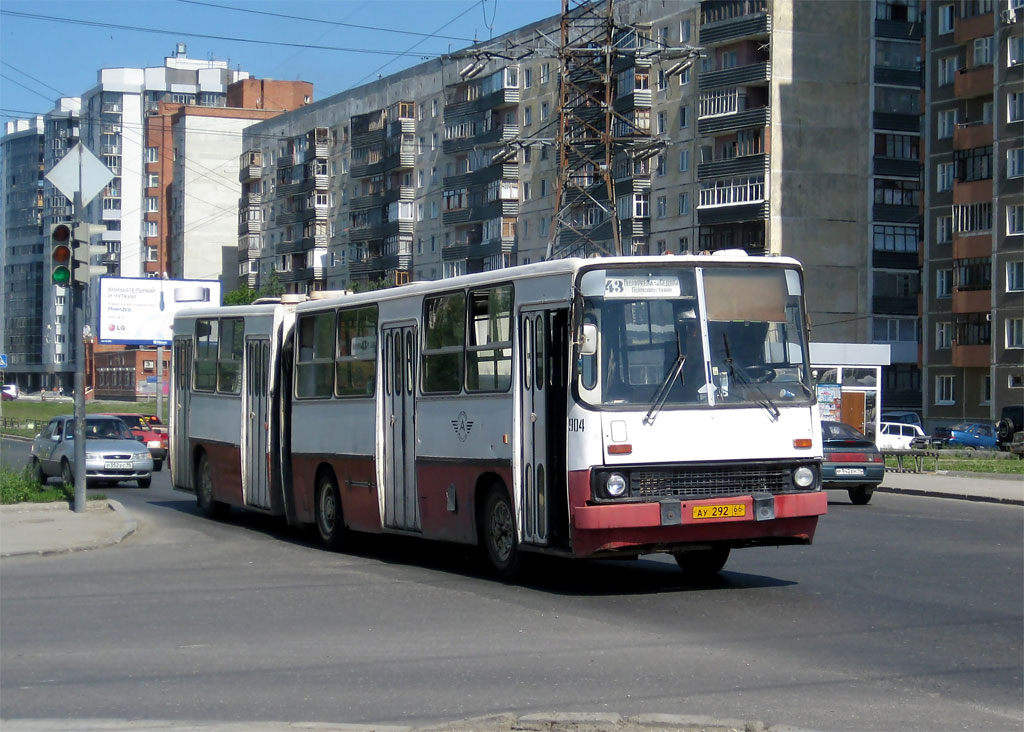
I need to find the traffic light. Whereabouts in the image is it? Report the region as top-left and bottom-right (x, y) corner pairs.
(72, 223), (108, 286)
(50, 223), (73, 286)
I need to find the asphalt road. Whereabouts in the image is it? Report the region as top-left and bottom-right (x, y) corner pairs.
(1, 438), (1022, 731)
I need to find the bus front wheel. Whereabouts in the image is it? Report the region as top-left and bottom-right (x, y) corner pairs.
(195, 452), (229, 519)
(673, 546), (730, 580)
(315, 472), (346, 550)
(481, 485), (523, 579)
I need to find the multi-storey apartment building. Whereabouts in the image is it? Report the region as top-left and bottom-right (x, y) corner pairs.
(922, 0), (1023, 427)
(241, 0), (921, 416)
(1, 45), (312, 393)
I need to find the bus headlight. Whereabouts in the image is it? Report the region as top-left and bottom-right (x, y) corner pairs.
(793, 465), (816, 489)
(605, 473), (628, 498)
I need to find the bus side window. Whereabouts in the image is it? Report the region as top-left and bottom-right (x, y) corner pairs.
(422, 291), (466, 394)
(194, 318), (218, 392)
(336, 306), (377, 397)
(296, 312), (335, 398)
(217, 318), (245, 394)
(467, 285), (513, 393)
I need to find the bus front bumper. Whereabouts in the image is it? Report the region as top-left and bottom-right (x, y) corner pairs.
(570, 491), (828, 558)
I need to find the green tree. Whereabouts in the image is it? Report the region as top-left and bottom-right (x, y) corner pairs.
(223, 272), (286, 305)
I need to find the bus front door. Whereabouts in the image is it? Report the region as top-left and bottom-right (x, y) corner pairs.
(382, 324), (420, 531)
(171, 336), (193, 490)
(519, 309), (550, 546)
(244, 337), (271, 510)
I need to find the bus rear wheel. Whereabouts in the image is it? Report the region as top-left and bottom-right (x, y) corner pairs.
(673, 546), (730, 580)
(195, 452), (229, 519)
(315, 473), (346, 550)
(481, 486), (523, 580)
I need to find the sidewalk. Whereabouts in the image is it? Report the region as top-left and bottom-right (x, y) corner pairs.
(0, 498), (137, 557)
(1, 472), (1019, 559)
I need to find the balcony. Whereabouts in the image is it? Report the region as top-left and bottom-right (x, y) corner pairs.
(352, 127), (387, 148)
(697, 201), (769, 226)
(872, 250), (918, 270)
(443, 87), (520, 119)
(299, 205), (329, 222)
(952, 288), (990, 313)
(699, 10), (770, 46)
(953, 122), (992, 150)
(237, 218), (261, 235)
(952, 342), (990, 368)
(350, 192), (384, 212)
(953, 178), (992, 205)
(953, 233), (992, 259)
(873, 157), (920, 177)
(954, 65), (993, 99)
(350, 160), (385, 180)
(875, 19), (922, 41)
(277, 211), (299, 225)
(872, 295), (917, 315)
(872, 203), (919, 224)
(698, 106), (769, 135)
(954, 12), (993, 44)
(240, 160), (261, 182)
(277, 155), (294, 169)
(697, 153), (768, 180)
(872, 112), (920, 133)
(349, 223), (385, 243)
(874, 67), (921, 87)
(239, 192), (261, 208)
(698, 62), (771, 91)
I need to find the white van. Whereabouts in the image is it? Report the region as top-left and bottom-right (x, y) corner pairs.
(876, 421), (926, 450)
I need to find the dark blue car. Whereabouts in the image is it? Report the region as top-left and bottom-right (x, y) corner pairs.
(821, 421), (885, 505)
(930, 422), (998, 450)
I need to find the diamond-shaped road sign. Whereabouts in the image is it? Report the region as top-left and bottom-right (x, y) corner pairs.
(45, 143), (114, 206)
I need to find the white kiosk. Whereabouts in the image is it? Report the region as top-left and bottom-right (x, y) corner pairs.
(810, 343), (892, 439)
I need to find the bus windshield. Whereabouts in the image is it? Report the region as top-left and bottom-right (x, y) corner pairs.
(575, 264), (814, 410)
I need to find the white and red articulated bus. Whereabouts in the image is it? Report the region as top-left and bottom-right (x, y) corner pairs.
(171, 254), (826, 578)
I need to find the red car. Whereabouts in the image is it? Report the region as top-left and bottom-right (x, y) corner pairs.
(103, 413), (168, 471)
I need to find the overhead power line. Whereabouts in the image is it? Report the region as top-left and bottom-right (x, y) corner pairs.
(0, 10), (448, 58)
(175, 0), (478, 43)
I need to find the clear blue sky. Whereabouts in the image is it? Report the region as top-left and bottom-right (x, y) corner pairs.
(0, 0), (557, 124)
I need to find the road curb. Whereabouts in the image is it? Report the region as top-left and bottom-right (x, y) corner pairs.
(877, 486), (1023, 506)
(0, 498), (137, 558)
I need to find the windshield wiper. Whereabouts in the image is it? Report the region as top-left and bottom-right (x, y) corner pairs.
(643, 350), (685, 426)
(721, 334), (780, 422)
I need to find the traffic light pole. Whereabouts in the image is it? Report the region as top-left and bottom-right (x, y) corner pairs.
(72, 190), (87, 514)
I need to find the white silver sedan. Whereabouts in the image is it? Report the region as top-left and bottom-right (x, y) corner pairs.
(31, 415), (154, 489)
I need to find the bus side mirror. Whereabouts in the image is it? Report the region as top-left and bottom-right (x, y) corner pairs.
(580, 323), (598, 356)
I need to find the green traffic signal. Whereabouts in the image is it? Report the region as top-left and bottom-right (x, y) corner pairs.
(51, 222), (74, 286)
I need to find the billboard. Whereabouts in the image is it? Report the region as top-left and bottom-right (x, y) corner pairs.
(98, 277), (222, 345)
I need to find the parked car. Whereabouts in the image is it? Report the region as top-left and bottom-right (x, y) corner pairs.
(103, 413), (167, 471)
(821, 421), (885, 505)
(930, 422), (998, 450)
(2, 384), (18, 401)
(880, 410), (922, 430)
(875, 421), (927, 451)
(30, 415), (153, 488)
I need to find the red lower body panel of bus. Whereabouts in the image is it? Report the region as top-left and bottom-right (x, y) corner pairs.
(567, 469), (827, 558)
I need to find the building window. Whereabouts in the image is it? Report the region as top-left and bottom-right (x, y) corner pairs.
(657, 111), (666, 134)
(145, 196), (158, 212)
(953, 201), (992, 233)
(679, 148), (690, 172)
(678, 192), (690, 215)
(935, 375), (955, 405)
(1008, 319), (1024, 348)
(540, 63), (550, 84)
(679, 105), (689, 129)
(145, 147), (158, 163)
(1007, 147), (1024, 178)
(937, 109), (957, 139)
(936, 322), (953, 349)
(1009, 204), (1024, 235)
(1009, 92), (1024, 123)
(656, 196), (667, 218)
(144, 221), (157, 237)
(147, 173), (159, 188)
(937, 269), (952, 297)
(956, 145), (992, 181)
(524, 68), (532, 89)
(937, 162), (955, 192)
(973, 36), (993, 66)
(873, 224), (918, 252)
(936, 215), (953, 244)
(541, 101), (549, 120)
(938, 56), (958, 85)
(1010, 35), (1024, 67)
(1008, 261), (1024, 292)
(523, 107), (532, 126)
(679, 18), (691, 42)
(938, 4), (954, 33)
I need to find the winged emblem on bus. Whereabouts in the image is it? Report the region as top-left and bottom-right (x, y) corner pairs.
(452, 411), (474, 442)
